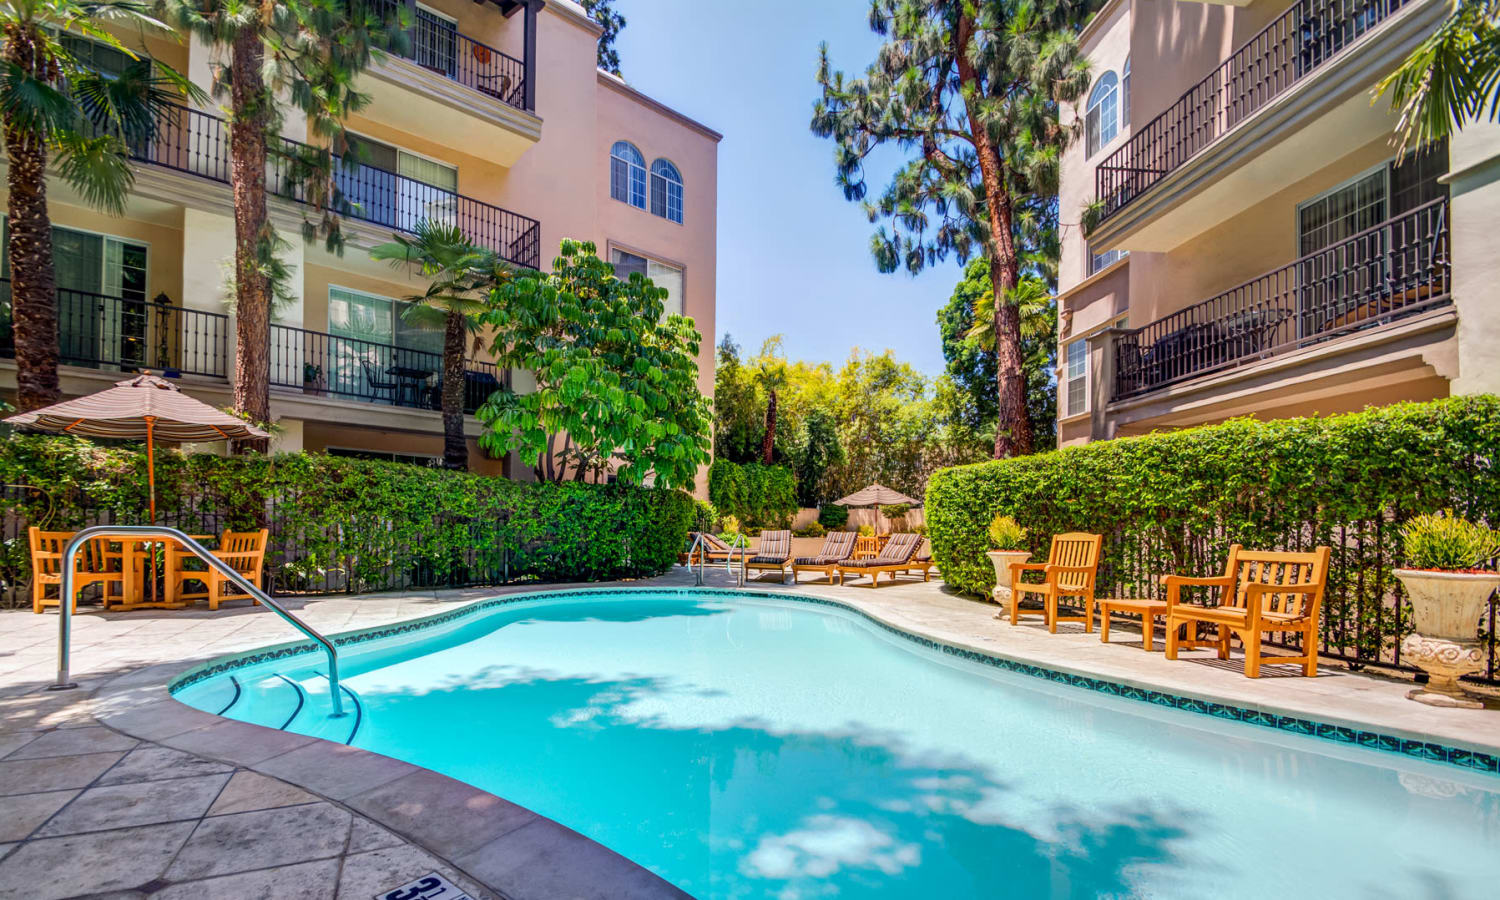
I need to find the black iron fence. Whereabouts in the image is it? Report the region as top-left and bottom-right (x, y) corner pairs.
(269, 323), (506, 414)
(139, 102), (542, 269)
(1113, 197), (1449, 399)
(372, 0), (529, 110)
(1096, 0), (1413, 220)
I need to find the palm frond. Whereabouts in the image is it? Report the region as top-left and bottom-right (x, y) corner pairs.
(0, 61), (75, 138)
(52, 130), (135, 215)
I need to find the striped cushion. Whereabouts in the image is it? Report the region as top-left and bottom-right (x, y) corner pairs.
(750, 530), (791, 561)
(794, 532), (856, 566)
(842, 533), (921, 567)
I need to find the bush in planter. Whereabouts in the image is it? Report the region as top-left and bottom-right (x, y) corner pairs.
(818, 504), (849, 530)
(1400, 511), (1500, 571)
(987, 514), (1027, 551)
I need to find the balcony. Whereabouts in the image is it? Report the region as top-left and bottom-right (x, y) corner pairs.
(1111, 198), (1449, 400)
(1093, 0), (1443, 249)
(0, 281), (506, 416)
(374, 0), (530, 112)
(138, 102), (542, 270)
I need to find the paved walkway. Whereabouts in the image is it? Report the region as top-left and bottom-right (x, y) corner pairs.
(1, 567), (1497, 899)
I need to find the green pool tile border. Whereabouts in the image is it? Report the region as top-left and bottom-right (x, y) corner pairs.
(168, 586), (1500, 777)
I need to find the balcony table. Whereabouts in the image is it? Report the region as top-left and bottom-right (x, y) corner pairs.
(386, 365), (434, 408)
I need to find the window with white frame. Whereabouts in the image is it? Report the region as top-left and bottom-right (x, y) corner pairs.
(610, 248), (683, 317)
(610, 141), (647, 209)
(1065, 338), (1089, 417)
(650, 159), (683, 223)
(1085, 71), (1119, 157)
(1121, 58), (1130, 130)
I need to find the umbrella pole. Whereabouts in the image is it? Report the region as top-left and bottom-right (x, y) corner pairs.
(146, 417), (156, 525)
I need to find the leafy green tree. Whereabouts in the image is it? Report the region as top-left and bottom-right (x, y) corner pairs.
(793, 408), (843, 508)
(1, 0), (197, 411)
(937, 257), (1057, 449)
(1377, 0), (1500, 156)
(711, 335), (765, 464)
(159, 0), (405, 449)
(476, 239), (711, 490)
(812, 0), (1090, 458)
(579, 0), (626, 75)
(371, 221), (511, 471)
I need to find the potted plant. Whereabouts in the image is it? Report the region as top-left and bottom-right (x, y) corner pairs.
(985, 515), (1030, 618)
(303, 362), (325, 396)
(1394, 511), (1500, 708)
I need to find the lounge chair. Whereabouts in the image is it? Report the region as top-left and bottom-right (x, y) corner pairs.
(1164, 544), (1331, 678)
(1010, 532), (1104, 632)
(790, 531), (858, 584)
(743, 530), (793, 582)
(904, 540), (935, 581)
(834, 533), (923, 587)
(687, 532), (739, 566)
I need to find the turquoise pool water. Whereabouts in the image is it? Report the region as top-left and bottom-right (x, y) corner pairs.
(176, 592), (1500, 898)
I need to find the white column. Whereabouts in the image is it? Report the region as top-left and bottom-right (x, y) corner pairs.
(1444, 120), (1500, 395)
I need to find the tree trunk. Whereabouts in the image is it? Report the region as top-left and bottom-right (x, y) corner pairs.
(955, 18), (1033, 460)
(441, 310), (468, 470)
(3, 25), (60, 413)
(761, 389), (778, 465)
(229, 29), (272, 453)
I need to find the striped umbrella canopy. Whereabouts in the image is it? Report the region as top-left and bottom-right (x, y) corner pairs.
(834, 483), (921, 507)
(5, 373), (268, 521)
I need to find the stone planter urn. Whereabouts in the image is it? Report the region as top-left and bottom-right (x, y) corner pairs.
(1393, 568), (1500, 708)
(987, 550), (1032, 620)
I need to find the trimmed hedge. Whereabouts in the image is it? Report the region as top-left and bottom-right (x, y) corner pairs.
(0, 435), (696, 598)
(925, 397), (1500, 671)
(707, 459), (797, 528)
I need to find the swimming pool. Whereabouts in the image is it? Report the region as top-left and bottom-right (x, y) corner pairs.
(174, 590), (1500, 898)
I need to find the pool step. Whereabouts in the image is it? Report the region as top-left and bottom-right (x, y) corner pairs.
(287, 674), (364, 746)
(223, 674), (306, 733)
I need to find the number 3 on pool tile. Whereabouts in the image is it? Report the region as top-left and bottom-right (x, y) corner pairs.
(376, 872), (473, 900)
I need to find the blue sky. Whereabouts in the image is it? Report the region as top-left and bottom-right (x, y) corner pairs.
(613, 0), (966, 376)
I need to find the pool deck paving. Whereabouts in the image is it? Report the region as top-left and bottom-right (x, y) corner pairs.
(0, 565), (1497, 899)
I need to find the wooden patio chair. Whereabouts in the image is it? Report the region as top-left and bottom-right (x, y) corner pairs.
(177, 528), (269, 610)
(743, 530), (793, 582)
(1009, 532), (1104, 632)
(28, 528), (130, 614)
(1164, 544), (1331, 678)
(834, 533), (923, 587)
(790, 531), (858, 584)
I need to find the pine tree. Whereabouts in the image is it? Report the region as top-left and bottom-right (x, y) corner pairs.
(159, 0), (405, 450)
(812, 0), (1091, 457)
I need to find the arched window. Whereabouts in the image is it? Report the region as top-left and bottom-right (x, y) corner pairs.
(650, 159), (683, 224)
(610, 141), (646, 209)
(1085, 71), (1119, 157)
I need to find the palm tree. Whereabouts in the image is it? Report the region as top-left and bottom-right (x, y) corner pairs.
(1, 0), (196, 411)
(158, 0), (406, 450)
(371, 221), (510, 470)
(1377, 0), (1500, 156)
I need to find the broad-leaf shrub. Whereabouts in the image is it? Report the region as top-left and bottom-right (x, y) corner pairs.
(926, 397), (1500, 666)
(707, 459), (796, 528)
(0, 436), (695, 597)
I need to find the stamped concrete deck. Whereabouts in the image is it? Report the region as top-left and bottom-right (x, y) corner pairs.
(1, 566), (1497, 899)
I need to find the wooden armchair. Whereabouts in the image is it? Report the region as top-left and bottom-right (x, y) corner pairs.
(1009, 532), (1104, 632)
(1163, 544), (1331, 678)
(28, 528), (130, 614)
(176, 529), (269, 610)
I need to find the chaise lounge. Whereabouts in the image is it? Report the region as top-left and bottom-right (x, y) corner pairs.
(834, 533), (923, 587)
(743, 530), (794, 582)
(790, 531), (858, 584)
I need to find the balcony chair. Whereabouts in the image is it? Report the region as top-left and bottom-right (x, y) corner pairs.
(360, 360), (402, 405)
(1009, 532), (1104, 632)
(1163, 544), (1331, 678)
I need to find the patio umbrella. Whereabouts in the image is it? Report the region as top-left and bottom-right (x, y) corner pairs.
(4, 373), (268, 522)
(834, 484), (921, 507)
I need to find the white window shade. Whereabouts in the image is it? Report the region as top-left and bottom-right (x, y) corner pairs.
(1066, 338), (1089, 417)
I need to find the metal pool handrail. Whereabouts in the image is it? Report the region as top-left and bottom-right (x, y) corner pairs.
(730, 533), (749, 588)
(51, 525), (345, 718)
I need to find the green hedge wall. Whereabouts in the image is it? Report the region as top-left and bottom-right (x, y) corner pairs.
(0, 435), (696, 598)
(925, 397), (1500, 670)
(707, 459), (797, 528)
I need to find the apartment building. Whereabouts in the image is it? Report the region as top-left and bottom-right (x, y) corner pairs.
(0, 0), (720, 474)
(1056, 0), (1498, 446)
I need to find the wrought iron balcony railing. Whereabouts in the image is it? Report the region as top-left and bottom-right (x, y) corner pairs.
(1111, 198), (1449, 399)
(373, 0), (529, 111)
(1095, 0), (1414, 222)
(137, 102), (542, 270)
(0, 280), (506, 415)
